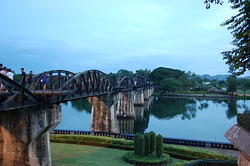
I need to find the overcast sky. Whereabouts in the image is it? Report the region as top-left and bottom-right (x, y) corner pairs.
(0, 0), (248, 76)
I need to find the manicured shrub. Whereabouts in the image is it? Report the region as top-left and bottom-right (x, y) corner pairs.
(134, 133), (141, 155)
(144, 133), (151, 155)
(149, 131), (156, 153)
(138, 135), (145, 157)
(156, 134), (163, 157)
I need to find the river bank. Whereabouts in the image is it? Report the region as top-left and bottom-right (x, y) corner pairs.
(154, 93), (250, 100)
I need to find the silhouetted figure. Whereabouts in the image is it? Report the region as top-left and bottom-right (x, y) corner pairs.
(19, 68), (26, 87)
(40, 72), (48, 90)
(27, 71), (33, 89)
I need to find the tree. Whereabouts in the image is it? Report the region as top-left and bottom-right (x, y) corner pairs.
(159, 78), (183, 93)
(205, 0), (250, 75)
(135, 69), (151, 79)
(227, 75), (238, 93)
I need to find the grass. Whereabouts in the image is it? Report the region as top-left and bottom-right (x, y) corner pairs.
(51, 143), (131, 166)
(50, 134), (234, 160)
(51, 142), (189, 166)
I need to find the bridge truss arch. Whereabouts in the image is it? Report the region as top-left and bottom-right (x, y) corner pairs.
(32, 70), (75, 91)
(52, 70), (114, 103)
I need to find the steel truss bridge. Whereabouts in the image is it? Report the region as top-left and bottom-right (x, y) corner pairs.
(0, 70), (150, 111)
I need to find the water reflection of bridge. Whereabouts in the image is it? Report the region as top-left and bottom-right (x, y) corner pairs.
(0, 70), (153, 166)
(89, 91), (153, 134)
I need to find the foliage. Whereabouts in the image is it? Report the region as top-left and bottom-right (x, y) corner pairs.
(237, 112), (250, 132)
(164, 144), (234, 160)
(149, 131), (156, 153)
(227, 75), (238, 93)
(71, 99), (92, 113)
(205, 0), (250, 75)
(156, 134), (163, 157)
(50, 134), (133, 150)
(134, 133), (140, 155)
(144, 133), (151, 155)
(135, 69), (151, 79)
(122, 152), (171, 166)
(138, 135), (145, 157)
(159, 78), (183, 93)
(150, 67), (186, 85)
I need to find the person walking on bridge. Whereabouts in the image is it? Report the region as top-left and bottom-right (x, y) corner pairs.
(6, 69), (14, 80)
(27, 71), (33, 89)
(40, 72), (48, 90)
(19, 68), (26, 87)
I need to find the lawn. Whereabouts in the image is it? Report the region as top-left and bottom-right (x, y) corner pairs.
(51, 143), (188, 166)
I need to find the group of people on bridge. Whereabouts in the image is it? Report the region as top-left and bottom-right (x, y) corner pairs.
(0, 64), (49, 93)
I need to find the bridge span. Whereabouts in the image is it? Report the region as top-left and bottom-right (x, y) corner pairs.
(0, 69), (154, 166)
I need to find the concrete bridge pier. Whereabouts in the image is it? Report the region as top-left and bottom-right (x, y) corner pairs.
(133, 89), (144, 106)
(116, 92), (135, 119)
(143, 88), (154, 101)
(0, 105), (61, 166)
(88, 96), (113, 132)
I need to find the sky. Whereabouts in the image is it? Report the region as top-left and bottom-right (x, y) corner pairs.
(0, 0), (248, 76)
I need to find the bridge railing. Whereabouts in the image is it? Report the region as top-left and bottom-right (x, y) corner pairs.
(50, 129), (236, 150)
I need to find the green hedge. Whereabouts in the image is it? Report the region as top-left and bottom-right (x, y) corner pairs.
(50, 134), (133, 150)
(163, 144), (234, 160)
(50, 134), (234, 161)
(122, 152), (171, 166)
(237, 113), (250, 132)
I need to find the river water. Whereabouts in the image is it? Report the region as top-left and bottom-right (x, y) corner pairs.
(56, 97), (250, 142)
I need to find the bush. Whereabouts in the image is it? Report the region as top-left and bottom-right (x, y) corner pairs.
(164, 144), (234, 160)
(156, 134), (163, 157)
(138, 135), (145, 157)
(144, 133), (151, 155)
(134, 133), (140, 155)
(149, 131), (156, 153)
(122, 152), (171, 166)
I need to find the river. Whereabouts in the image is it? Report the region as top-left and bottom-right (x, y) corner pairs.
(56, 97), (250, 142)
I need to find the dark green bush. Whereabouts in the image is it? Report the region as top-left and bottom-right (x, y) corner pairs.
(237, 113), (250, 132)
(134, 133), (141, 155)
(122, 152), (171, 166)
(149, 131), (156, 153)
(156, 134), (163, 157)
(144, 133), (151, 155)
(138, 135), (145, 157)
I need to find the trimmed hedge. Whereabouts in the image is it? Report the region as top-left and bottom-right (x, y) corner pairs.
(122, 152), (171, 166)
(145, 133), (151, 155)
(150, 131), (156, 153)
(138, 135), (145, 157)
(50, 134), (234, 160)
(134, 133), (140, 155)
(50, 134), (133, 150)
(164, 144), (234, 160)
(237, 113), (250, 132)
(156, 134), (163, 157)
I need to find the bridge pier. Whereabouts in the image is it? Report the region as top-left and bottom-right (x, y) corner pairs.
(88, 96), (113, 132)
(0, 105), (61, 166)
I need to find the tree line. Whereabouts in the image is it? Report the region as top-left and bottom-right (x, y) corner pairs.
(108, 67), (250, 95)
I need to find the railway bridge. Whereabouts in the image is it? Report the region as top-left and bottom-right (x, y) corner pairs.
(0, 69), (153, 166)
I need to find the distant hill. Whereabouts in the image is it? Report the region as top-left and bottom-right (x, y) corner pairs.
(200, 74), (229, 81)
(200, 74), (250, 81)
